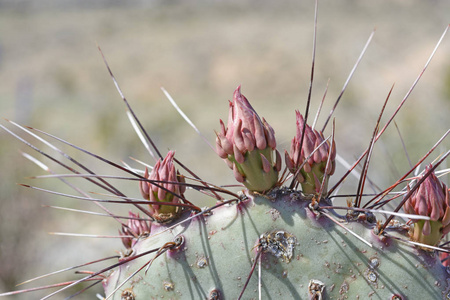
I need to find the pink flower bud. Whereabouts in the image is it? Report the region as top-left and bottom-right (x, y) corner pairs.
(285, 111), (336, 197)
(403, 164), (450, 246)
(215, 86), (279, 192)
(139, 151), (185, 223)
(120, 211), (151, 249)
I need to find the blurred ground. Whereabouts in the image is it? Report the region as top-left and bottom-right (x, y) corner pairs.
(0, 0), (449, 298)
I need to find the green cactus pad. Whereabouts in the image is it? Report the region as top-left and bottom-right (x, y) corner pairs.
(103, 192), (450, 299)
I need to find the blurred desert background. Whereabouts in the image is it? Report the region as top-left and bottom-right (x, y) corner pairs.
(0, 0), (449, 298)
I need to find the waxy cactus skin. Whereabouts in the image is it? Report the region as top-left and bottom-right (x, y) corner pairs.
(104, 193), (450, 299)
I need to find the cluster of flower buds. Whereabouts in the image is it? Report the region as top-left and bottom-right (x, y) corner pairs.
(215, 86), (281, 193)
(285, 111), (336, 197)
(403, 164), (450, 247)
(139, 151), (186, 223)
(119, 211), (151, 249)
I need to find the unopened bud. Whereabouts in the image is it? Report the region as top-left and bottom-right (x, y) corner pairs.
(120, 211), (151, 249)
(403, 164), (450, 247)
(285, 111), (336, 197)
(215, 86), (280, 192)
(139, 151), (185, 223)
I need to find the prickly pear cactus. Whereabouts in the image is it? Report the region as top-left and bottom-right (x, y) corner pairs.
(100, 87), (450, 299)
(104, 193), (450, 299)
(1, 5), (450, 300)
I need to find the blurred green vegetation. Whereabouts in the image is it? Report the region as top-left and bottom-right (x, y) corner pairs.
(0, 0), (449, 298)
